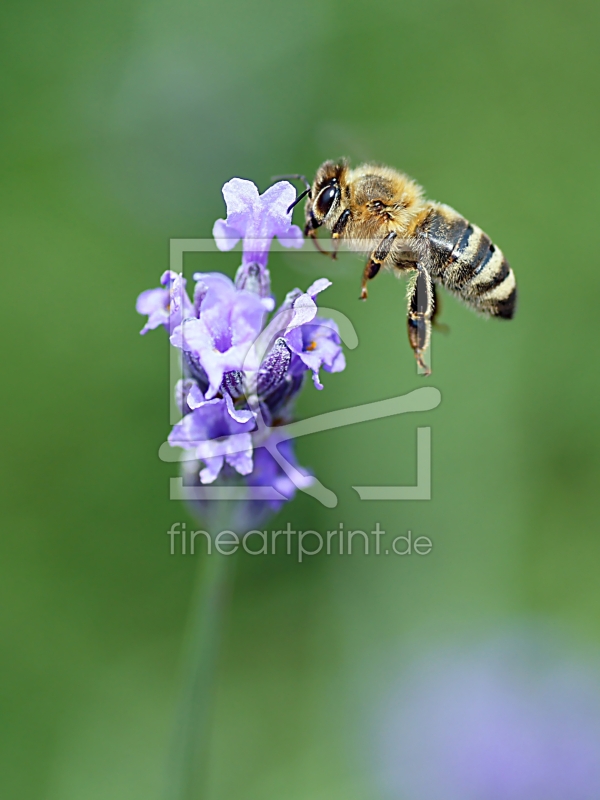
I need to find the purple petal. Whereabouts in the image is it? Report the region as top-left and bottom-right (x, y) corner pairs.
(174, 378), (196, 415)
(200, 455), (224, 484)
(224, 433), (254, 475)
(259, 182), (304, 250)
(168, 399), (222, 449)
(136, 287), (167, 316)
(195, 431), (254, 476)
(328, 349), (346, 373)
(224, 390), (254, 424)
(221, 178), (260, 235)
(173, 317), (210, 352)
(258, 181), (297, 221)
(136, 287), (169, 334)
(213, 218), (241, 252)
(159, 269), (180, 286)
(193, 280), (209, 315)
(285, 293), (318, 333)
(168, 273), (194, 322)
(196, 350), (228, 400)
(192, 271), (236, 295)
(311, 372), (324, 390)
(259, 181), (304, 243)
(277, 224), (304, 249)
(187, 382), (206, 409)
(306, 278), (332, 297)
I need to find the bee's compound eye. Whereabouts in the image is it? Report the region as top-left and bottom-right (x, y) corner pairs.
(316, 184), (337, 217)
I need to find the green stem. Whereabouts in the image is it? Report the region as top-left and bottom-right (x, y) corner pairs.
(166, 532), (234, 800)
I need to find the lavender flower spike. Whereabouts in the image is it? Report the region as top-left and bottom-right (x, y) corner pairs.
(137, 175), (346, 527)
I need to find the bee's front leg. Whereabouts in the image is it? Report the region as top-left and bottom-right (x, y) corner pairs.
(307, 228), (329, 256)
(406, 267), (434, 376)
(305, 216), (330, 257)
(360, 231), (397, 300)
(331, 209), (351, 260)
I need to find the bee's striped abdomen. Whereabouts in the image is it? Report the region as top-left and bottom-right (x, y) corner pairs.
(416, 205), (517, 319)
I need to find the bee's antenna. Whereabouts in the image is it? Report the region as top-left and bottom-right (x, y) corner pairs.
(286, 187), (310, 214)
(273, 173), (311, 192)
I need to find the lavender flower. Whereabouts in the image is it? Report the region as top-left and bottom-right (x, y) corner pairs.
(138, 178), (345, 526)
(136, 270), (193, 334)
(213, 177), (303, 270)
(213, 178), (303, 301)
(171, 272), (268, 400)
(376, 628), (600, 800)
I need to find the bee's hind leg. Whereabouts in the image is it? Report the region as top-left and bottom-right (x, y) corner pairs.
(406, 267), (434, 376)
(360, 231), (397, 300)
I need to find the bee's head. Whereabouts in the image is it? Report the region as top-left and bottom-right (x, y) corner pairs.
(304, 159), (348, 234)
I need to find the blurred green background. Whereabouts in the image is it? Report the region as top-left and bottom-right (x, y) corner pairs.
(2, 0), (600, 797)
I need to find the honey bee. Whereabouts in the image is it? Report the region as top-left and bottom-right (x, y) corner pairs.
(286, 160), (516, 375)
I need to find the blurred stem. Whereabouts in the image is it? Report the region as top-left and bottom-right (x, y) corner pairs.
(166, 516), (234, 800)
